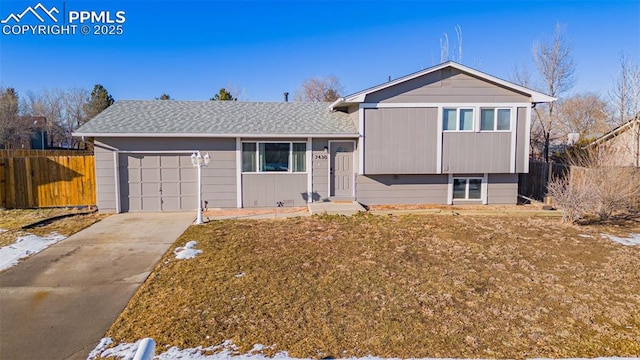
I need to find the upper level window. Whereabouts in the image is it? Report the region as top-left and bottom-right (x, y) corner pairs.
(242, 142), (306, 173)
(443, 108), (474, 131)
(480, 108), (511, 131)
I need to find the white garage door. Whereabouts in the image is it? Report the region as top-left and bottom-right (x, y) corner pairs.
(120, 154), (197, 211)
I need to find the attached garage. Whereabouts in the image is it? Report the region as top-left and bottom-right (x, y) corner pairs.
(118, 153), (197, 211)
(75, 62), (553, 212)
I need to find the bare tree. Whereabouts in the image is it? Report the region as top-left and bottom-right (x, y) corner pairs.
(24, 89), (66, 147)
(63, 88), (89, 147)
(609, 53), (640, 166)
(440, 32), (449, 63)
(455, 25), (463, 63)
(23, 88), (91, 148)
(439, 25), (463, 63)
(531, 23), (576, 161)
(0, 87), (29, 148)
(610, 53), (640, 126)
(557, 93), (609, 140)
(294, 75), (344, 102)
(510, 63), (532, 88)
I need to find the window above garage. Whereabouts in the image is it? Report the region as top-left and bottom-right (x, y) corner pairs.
(242, 142), (306, 173)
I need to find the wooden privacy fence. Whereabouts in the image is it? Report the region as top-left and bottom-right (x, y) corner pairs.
(0, 150), (96, 209)
(518, 160), (569, 201)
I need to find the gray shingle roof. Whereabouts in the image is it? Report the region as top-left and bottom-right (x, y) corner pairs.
(74, 100), (358, 136)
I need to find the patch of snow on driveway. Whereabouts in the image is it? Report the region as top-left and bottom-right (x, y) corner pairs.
(601, 233), (640, 246)
(87, 338), (639, 360)
(174, 240), (203, 259)
(0, 232), (66, 271)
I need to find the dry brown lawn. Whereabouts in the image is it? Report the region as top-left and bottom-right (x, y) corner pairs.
(106, 213), (640, 359)
(0, 208), (107, 248)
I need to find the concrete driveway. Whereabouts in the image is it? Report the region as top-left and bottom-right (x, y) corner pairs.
(0, 212), (195, 360)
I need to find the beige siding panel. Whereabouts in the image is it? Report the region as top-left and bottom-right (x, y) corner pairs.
(442, 132), (512, 173)
(94, 141), (117, 212)
(364, 108), (438, 174)
(487, 173), (518, 204)
(356, 174), (448, 205)
(365, 69), (530, 103)
(242, 173), (307, 207)
(515, 107), (528, 173)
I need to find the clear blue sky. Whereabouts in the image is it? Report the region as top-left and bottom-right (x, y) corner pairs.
(1, 0), (639, 102)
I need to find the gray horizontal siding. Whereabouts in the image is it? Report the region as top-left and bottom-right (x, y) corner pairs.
(364, 108), (438, 174)
(442, 132), (511, 173)
(242, 173), (307, 208)
(488, 173), (518, 204)
(356, 174), (448, 205)
(365, 68), (530, 103)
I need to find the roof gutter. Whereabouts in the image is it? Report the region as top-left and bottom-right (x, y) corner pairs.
(72, 132), (360, 139)
(329, 97), (345, 111)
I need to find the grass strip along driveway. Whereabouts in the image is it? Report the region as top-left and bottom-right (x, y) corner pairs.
(105, 214), (640, 359)
(0, 208), (106, 248)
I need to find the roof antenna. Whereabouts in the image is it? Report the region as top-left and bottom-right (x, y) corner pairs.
(283, 92), (289, 102)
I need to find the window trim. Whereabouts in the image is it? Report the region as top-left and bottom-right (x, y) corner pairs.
(447, 173), (488, 204)
(480, 107), (512, 132)
(443, 107), (475, 132)
(452, 177), (483, 200)
(443, 106), (515, 132)
(241, 141), (308, 174)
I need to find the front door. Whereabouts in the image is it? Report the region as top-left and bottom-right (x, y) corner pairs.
(330, 142), (354, 197)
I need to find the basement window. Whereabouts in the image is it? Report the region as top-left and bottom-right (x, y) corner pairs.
(453, 177), (482, 200)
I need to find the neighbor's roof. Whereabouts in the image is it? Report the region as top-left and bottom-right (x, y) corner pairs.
(590, 117), (640, 146)
(331, 61), (556, 109)
(74, 100), (358, 138)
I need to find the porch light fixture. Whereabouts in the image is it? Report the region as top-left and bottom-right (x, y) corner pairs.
(191, 152), (210, 224)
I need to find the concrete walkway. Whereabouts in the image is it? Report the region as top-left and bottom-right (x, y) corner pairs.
(307, 201), (366, 216)
(0, 212), (195, 360)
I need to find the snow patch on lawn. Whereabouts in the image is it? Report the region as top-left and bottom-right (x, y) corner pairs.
(0, 232), (66, 271)
(577, 234), (593, 238)
(174, 240), (202, 259)
(0, 228), (8, 233)
(87, 338), (638, 360)
(601, 233), (640, 246)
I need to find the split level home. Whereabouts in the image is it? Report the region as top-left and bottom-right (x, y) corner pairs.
(73, 61), (555, 212)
